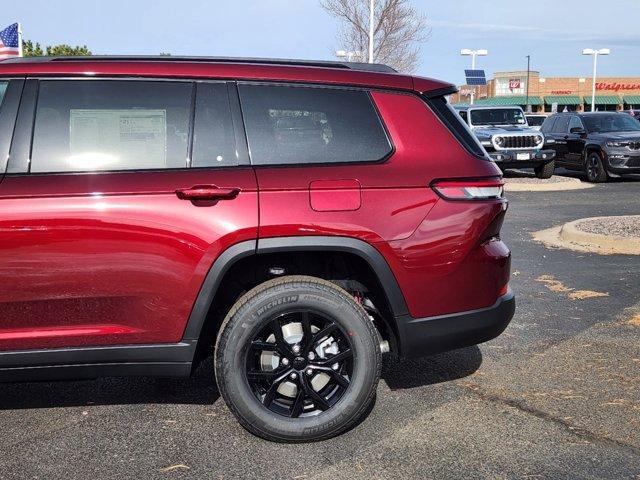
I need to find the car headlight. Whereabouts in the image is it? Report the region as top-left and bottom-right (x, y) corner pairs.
(534, 135), (543, 145)
(494, 136), (505, 147)
(606, 141), (629, 148)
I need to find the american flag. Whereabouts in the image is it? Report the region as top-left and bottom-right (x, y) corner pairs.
(0, 23), (20, 58)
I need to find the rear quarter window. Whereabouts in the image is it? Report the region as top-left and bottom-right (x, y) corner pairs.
(425, 97), (485, 158)
(238, 84), (392, 166)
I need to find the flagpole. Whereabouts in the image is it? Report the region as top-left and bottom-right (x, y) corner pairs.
(17, 23), (23, 57)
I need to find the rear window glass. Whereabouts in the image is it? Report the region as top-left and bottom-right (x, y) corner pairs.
(238, 84), (392, 166)
(552, 116), (570, 134)
(526, 116), (545, 127)
(31, 80), (192, 173)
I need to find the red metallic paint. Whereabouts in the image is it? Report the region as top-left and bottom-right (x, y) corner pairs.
(0, 59), (510, 354)
(0, 169), (257, 350)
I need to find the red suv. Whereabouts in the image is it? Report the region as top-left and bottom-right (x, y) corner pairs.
(0, 57), (514, 441)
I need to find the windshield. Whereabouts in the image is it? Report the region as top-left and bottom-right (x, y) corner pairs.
(470, 108), (526, 126)
(583, 114), (640, 133)
(526, 116), (545, 126)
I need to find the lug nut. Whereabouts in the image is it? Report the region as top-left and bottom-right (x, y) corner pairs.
(307, 351), (315, 360)
(292, 345), (301, 354)
(289, 372), (298, 380)
(281, 358), (290, 366)
(306, 368), (313, 376)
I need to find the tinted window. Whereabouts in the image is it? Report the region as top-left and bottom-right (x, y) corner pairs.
(31, 80), (192, 173)
(552, 115), (570, 134)
(239, 84), (391, 165)
(0, 82), (7, 107)
(540, 116), (556, 134)
(192, 82), (237, 168)
(470, 108), (526, 126)
(526, 115), (545, 127)
(568, 116), (584, 131)
(427, 98), (485, 157)
(582, 114), (640, 133)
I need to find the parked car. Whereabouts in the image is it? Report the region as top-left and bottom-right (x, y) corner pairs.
(525, 114), (547, 131)
(456, 105), (556, 178)
(541, 112), (640, 182)
(0, 56), (514, 442)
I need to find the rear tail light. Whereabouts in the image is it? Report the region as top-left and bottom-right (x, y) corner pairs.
(432, 178), (504, 200)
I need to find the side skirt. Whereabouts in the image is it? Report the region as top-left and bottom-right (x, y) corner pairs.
(0, 342), (196, 382)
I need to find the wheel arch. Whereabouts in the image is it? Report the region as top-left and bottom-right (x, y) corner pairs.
(182, 236), (409, 356)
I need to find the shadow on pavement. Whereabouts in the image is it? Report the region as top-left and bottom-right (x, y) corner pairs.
(382, 345), (482, 390)
(0, 347), (482, 410)
(0, 358), (219, 410)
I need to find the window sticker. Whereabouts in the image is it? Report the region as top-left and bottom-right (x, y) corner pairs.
(69, 109), (167, 169)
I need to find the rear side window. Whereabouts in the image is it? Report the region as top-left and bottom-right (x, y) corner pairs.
(426, 97), (485, 157)
(552, 116), (570, 134)
(31, 80), (192, 173)
(540, 116), (556, 134)
(238, 84), (391, 166)
(0, 82), (7, 107)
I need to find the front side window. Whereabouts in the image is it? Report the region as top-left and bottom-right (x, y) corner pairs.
(239, 84), (391, 166)
(470, 108), (526, 126)
(31, 80), (192, 173)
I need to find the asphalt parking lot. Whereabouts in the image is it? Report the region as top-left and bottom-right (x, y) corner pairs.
(1, 172), (638, 480)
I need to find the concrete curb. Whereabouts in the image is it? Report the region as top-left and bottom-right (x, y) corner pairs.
(533, 216), (640, 255)
(504, 176), (595, 192)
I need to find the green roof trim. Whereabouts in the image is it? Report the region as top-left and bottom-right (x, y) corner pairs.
(473, 96), (542, 106)
(544, 95), (582, 105)
(583, 95), (621, 105)
(622, 95), (640, 105)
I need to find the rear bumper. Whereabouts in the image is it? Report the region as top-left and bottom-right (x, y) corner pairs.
(395, 289), (515, 358)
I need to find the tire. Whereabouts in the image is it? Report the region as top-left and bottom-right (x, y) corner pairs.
(534, 159), (555, 179)
(215, 275), (381, 442)
(585, 151), (608, 183)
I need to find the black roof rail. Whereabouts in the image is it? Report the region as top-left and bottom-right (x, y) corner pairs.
(0, 55), (398, 73)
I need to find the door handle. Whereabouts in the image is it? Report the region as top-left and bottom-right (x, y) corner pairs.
(175, 185), (240, 201)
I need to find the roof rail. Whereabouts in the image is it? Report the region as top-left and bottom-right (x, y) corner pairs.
(0, 56), (398, 73)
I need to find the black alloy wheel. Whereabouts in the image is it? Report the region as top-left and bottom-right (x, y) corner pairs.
(245, 310), (353, 418)
(586, 152), (608, 183)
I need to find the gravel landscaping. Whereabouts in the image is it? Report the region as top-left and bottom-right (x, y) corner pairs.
(575, 215), (640, 238)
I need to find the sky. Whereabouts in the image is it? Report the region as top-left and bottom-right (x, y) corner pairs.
(7, 0), (640, 85)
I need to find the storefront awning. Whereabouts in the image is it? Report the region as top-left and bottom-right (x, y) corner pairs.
(623, 95), (640, 105)
(474, 96), (543, 106)
(544, 95), (582, 105)
(583, 95), (621, 105)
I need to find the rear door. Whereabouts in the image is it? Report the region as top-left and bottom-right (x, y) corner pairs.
(0, 78), (257, 351)
(550, 115), (571, 164)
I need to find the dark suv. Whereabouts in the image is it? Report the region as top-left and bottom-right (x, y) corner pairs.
(0, 56), (514, 442)
(542, 112), (640, 182)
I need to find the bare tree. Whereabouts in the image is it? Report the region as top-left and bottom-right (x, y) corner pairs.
(320, 0), (428, 73)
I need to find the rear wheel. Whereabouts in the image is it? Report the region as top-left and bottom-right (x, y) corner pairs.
(585, 151), (608, 183)
(534, 159), (555, 179)
(215, 275), (381, 442)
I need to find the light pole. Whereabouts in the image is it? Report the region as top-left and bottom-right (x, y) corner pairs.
(368, 0), (375, 63)
(460, 49), (488, 105)
(336, 50), (361, 62)
(582, 48), (610, 112)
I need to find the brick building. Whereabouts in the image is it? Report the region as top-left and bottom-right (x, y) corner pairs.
(451, 70), (640, 113)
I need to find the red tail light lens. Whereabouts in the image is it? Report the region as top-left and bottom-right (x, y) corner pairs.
(432, 178), (504, 200)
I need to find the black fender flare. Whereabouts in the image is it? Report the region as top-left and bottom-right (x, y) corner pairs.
(181, 236), (409, 344)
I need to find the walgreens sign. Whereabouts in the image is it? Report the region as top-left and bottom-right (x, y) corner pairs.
(596, 82), (640, 92)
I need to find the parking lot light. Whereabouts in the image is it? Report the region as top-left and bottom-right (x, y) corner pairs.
(582, 48), (611, 112)
(460, 49), (488, 105)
